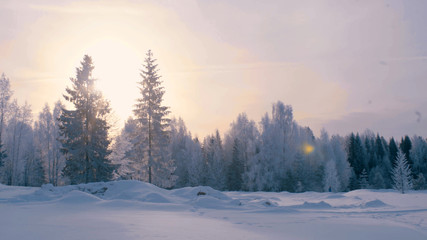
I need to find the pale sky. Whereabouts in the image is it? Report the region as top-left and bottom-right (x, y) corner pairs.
(1, 0), (426, 139)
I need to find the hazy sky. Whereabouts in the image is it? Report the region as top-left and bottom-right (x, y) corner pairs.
(1, 0), (426, 139)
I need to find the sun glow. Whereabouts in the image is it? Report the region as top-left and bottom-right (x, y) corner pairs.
(302, 143), (315, 155)
(84, 38), (144, 127)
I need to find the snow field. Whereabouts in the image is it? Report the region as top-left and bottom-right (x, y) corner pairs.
(1, 181), (426, 240)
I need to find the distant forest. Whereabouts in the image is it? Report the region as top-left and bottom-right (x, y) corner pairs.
(0, 51), (425, 192)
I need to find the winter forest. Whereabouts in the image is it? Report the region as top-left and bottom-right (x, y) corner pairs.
(0, 50), (424, 194)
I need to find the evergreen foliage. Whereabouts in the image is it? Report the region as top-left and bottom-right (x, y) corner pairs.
(413, 173), (426, 190)
(400, 136), (412, 167)
(227, 138), (244, 191)
(2, 55), (427, 193)
(59, 55), (114, 184)
(359, 168), (369, 189)
(391, 150), (413, 194)
(389, 138), (399, 166)
(133, 50), (173, 187)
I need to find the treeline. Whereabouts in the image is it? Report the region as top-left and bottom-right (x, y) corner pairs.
(114, 103), (426, 192)
(0, 73), (64, 186)
(0, 51), (426, 192)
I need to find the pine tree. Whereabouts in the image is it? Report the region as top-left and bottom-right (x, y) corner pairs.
(400, 136), (412, 167)
(59, 55), (114, 184)
(133, 50), (172, 187)
(410, 136), (427, 177)
(24, 147), (46, 187)
(347, 133), (367, 189)
(391, 150), (413, 194)
(225, 113), (259, 191)
(169, 118), (189, 187)
(227, 138), (244, 191)
(202, 131), (226, 190)
(389, 137), (398, 165)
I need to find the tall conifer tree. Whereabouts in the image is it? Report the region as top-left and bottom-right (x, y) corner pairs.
(59, 55), (114, 184)
(391, 150), (413, 194)
(133, 50), (172, 186)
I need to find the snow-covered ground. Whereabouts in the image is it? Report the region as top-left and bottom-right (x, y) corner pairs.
(0, 181), (426, 240)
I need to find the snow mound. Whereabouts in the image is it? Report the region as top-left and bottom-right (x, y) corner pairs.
(31, 182), (110, 201)
(363, 199), (388, 208)
(141, 192), (171, 203)
(171, 186), (231, 201)
(102, 180), (170, 202)
(293, 201), (332, 209)
(193, 195), (226, 208)
(22, 181), (173, 204)
(57, 190), (101, 204)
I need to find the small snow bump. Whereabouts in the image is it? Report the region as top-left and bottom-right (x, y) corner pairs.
(363, 199), (388, 208)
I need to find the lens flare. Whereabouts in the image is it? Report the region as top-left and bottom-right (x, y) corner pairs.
(302, 143), (314, 155)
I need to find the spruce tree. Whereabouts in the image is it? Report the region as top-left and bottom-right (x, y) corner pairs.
(227, 138), (243, 191)
(400, 136), (412, 167)
(389, 137), (398, 166)
(59, 55), (114, 184)
(391, 150), (413, 194)
(133, 50), (172, 186)
(347, 133), (366, 179)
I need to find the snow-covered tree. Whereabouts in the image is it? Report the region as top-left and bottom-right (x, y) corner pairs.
(133, 50), (173, 187)
(202, 130), (226, 190)
(318, 130), (350, 191)
(251, 111), (285, 191)
(59, 55), (114, 184)
(52, 101), (67, 185)
(391, 150), (413, 194)
(410, 136), (427, 177)
(32, 101), (66, 186)
(23, 138), (45, 187)
(330, 135), (351, 191)
(34, 104), (55, 184)
(169, 118), (189, 187)
(186, 136), (204, 187)
(323, 160), (340, 192)
(359, 168), (369, 189)
(224, 113), (259, 191)
(3, 101), (33, 185)
(109, 128), (134, 180)
(0, 73), (12, 168)
(413, 173), (425, 190)
(166, 117), (206, 188)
